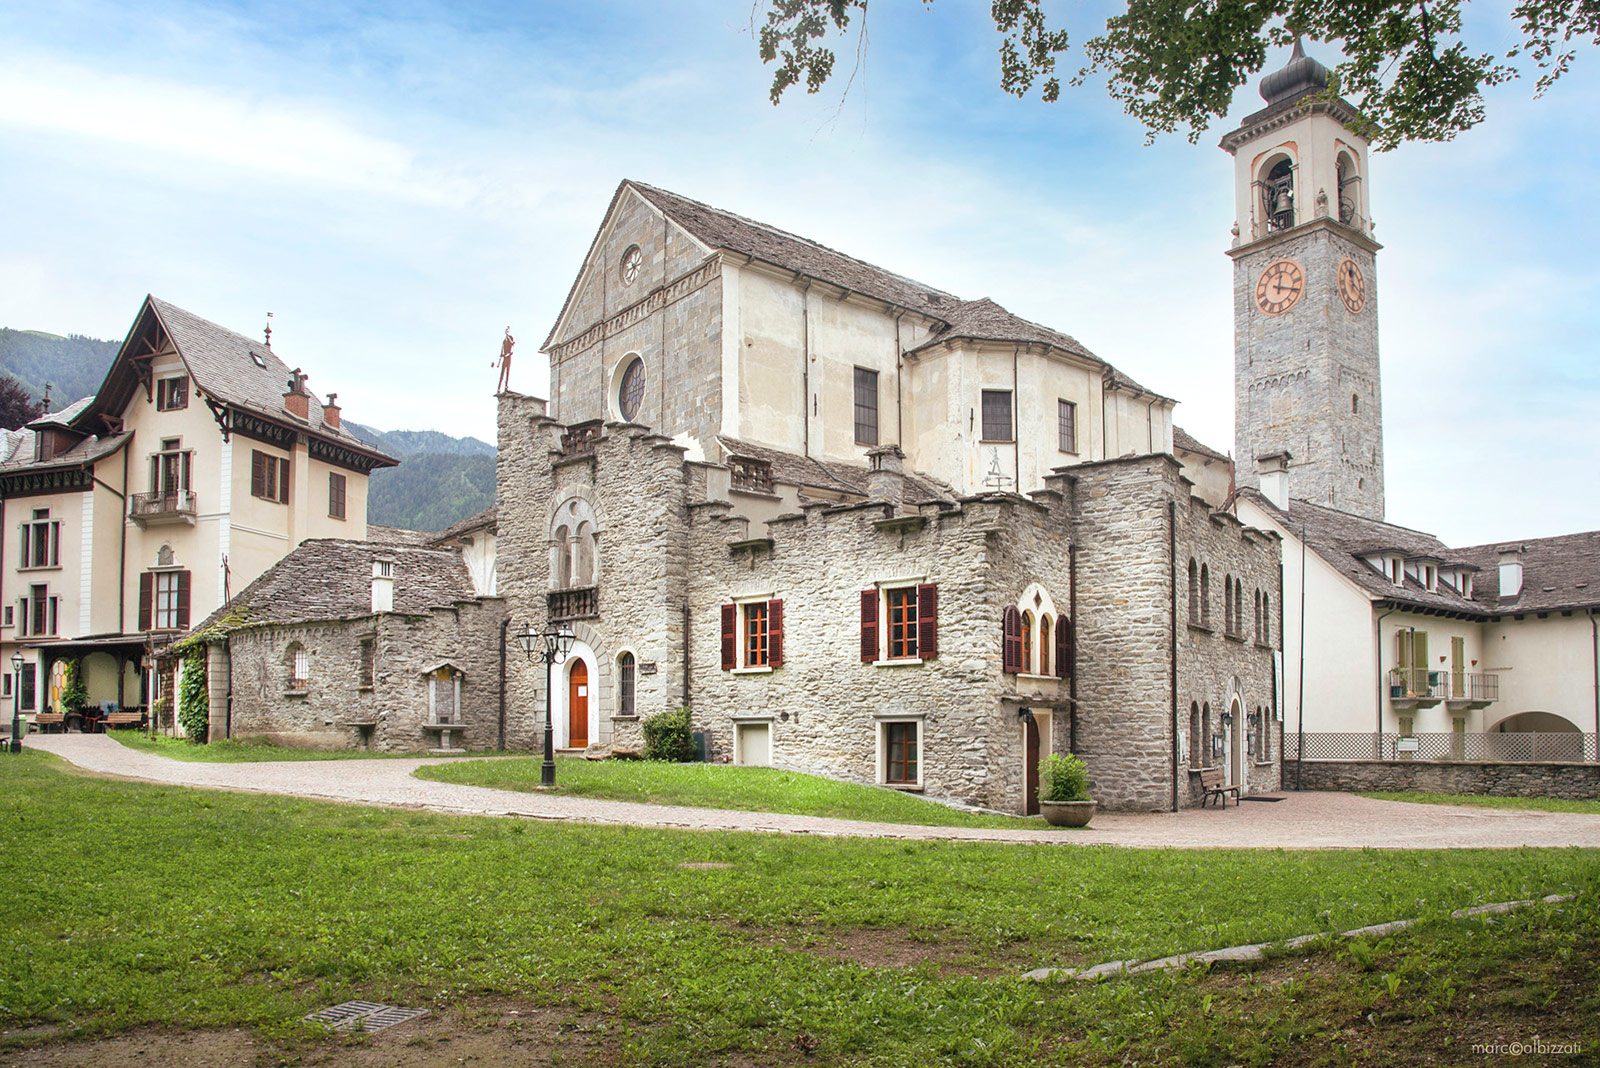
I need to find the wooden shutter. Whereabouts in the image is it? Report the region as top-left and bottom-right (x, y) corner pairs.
(50, 522), (60, 566)
(1002, 606), (1023, 673)
(16, 598), (26, 637)
(1056, 616), (1071, 678)
(251, 451), (267, 497)
(18, 525), (27, 569)
(49, 597), (58, 636)
(138, 572), (153, 630)
(916, 583), (937, 659)
(176, 570), (192, 628)
(767, 599), (784, 667)
(720, 603), (736, 670)
(860, 589), (878, 662)
(279, 458), (290, 504)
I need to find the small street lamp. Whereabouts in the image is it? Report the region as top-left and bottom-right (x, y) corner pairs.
(9, 651), (24, 754)
(515, 622), (575, 786)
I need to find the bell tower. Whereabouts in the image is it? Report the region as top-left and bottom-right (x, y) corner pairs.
(1222, 42), (1385, 520)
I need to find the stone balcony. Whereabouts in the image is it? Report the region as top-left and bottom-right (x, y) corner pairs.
(129, 490), (197, 526)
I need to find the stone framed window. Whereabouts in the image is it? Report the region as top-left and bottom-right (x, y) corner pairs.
(862, 583), (937, 664)
(358, 638), (375, 690)
(617, 651), (636, 716)
(20, 509), (61, 570)
(878, 718), (922, 787)
(1188, 559), (1200, 624)
(1039, 615), (1052, 676)
(721, 598), (783, 671)
(1189, 702), (1202, 769)
(1200, 564), (1211, 627)
(980, 390), (1013, 442)
(1057, 399), (1077, 454)
(853, 367), (879, 446)
(286, 642), (309, 691)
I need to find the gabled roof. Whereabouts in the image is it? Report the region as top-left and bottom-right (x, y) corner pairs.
(1174, 426), (1230, 463)
(0, 426), (131, 475)
(28, 396), (94, 429)
(546, 181), (1167, 400)
(74, 296), (396, 467)
(1243, 491), (1486, 616)
(189, 538), (477, 637)
(1456, 531), (1600, 614)
(429, 505), (497, 545)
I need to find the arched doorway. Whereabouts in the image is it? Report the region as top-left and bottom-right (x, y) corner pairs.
(568, 660), (589, 749)
(1228, 696), (1244, 789)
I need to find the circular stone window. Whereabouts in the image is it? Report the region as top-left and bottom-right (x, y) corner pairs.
(620, 244), (642, 286)
(617, 357), (646, 421)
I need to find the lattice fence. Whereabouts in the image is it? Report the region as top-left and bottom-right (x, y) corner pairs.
(1290, 732), (1599, 763)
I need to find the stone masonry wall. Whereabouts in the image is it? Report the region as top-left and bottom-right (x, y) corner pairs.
(1284, 758), (1600, 800)
(226, 595), (505, 752)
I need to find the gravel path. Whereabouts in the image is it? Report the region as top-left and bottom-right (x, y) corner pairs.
(26, 734), (1600, 849)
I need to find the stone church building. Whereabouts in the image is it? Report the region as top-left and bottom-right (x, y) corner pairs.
(495, 179), (1283, 814)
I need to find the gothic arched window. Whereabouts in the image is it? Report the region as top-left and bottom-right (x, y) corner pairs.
(552, 525), (572, 589)
(1263, 157), (1295, 231)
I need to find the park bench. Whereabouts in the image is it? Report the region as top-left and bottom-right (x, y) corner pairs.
(1200, 768), (1241, 809)
(100, 711), (146, 731)
(32, 712), (65, 733)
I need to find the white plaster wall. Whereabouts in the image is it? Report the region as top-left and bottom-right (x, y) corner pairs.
(1483, 613), (1598, 733)
(1228, 109), (1372, 241)
(1378, 612), (1488, 731)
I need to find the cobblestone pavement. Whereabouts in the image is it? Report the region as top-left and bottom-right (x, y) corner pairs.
(25, 734), (1600, 849)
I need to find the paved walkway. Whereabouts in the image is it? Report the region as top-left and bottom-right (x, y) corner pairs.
(25, 734), (1600, 849)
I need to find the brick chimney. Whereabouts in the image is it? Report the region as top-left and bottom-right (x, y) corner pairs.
(322, 392), (341, 429)
(283, 368), (310, 420)
(1255, 450), (1292, 512)
(865, 444), (907, 504)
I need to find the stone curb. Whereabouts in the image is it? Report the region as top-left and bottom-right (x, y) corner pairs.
(1023, 893), (1577, 982)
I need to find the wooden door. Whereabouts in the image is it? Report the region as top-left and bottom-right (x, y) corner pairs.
(1228, 700), (1243, 786)
(1024, 716), (1041, 815)
(568, 661), (588, 748)
(737, 723), (770, 766)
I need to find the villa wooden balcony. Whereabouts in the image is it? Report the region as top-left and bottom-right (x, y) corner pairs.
(129, 490), (197, 526)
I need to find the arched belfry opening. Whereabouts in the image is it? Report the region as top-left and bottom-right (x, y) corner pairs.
(1262, 157), (1295, 232)
(1336, 152), (1361, 226)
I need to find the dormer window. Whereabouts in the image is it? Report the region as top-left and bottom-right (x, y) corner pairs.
(1424, 565), (1437, 592)
(1391, 557), (1405, 586)
(156, 376), (189, 411)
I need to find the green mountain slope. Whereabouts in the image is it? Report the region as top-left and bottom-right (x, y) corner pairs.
(345, 421), (495, 457)
(0, 328), (118, 403)
(365, 453), (496, 532)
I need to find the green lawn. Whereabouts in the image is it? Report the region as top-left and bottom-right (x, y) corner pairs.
(110, 732), (505, 763)
(3, 749), (1598, 1066)
(1361, 790), (1600, 815)
(416, 755), (1040, 829)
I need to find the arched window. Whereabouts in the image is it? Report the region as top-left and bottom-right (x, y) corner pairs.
(1001, 606), (1023, 673)
(1189, 702), (1201, 769)
(1224, 575), (1234, 635)
(1038, 615), (1052, 677)
(1336, 152), (1359, 225)
(286, 642), (308, 690)
(1235, 579), (1244, 635)
(1264, 157), (1295, 231)
(1260, 707), (1272, 760)
(1200, 564), (1211, 627)
(1021, 611), (1034, 674)
(1261, 593), (1270, 646)
(1188, 558), (1199, 623)
(574, 522), (596, 587)
(618, 652), (636, 717)
(1202, 703), (1213, 766)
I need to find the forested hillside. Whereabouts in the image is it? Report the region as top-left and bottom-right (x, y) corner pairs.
(347, 421), (496, 531)
(0, 329), (118, 403)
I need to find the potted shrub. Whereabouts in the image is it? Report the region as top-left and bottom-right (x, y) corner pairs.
(1038, 752), (1095, 827)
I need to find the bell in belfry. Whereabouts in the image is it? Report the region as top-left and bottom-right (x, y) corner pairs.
(1272, 185), (1293, 218)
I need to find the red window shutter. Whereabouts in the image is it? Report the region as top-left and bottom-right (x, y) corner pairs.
(860, 589), (878, 662)
(720, 603), (736, 670)
(251, 451), (266, 497)
(138, 572), (153, 630)
(176, 570), (191, 628)
(1056, 616), (1071, 679)
(279, 458), (290, 504)
(767, 599), (784, 667)
(1002, 606), (1022, 673)
(916, 583), (938, 659)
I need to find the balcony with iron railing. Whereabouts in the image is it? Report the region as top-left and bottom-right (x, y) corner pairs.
(1445, 672), (1499, 710)
(547, 585), (598, 621)
(129, 490), (197, 525)
(1387, 668), (1445, 709)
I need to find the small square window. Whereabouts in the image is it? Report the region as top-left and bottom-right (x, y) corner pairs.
(883, 721), (919, 784)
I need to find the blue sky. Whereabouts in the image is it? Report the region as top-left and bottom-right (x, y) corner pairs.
(2, 0), (1595, 545)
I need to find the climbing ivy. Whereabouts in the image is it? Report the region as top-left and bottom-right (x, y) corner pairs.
(178, 650), (209, 742)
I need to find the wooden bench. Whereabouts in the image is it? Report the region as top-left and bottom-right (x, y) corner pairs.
(32, 713), (65, 733)
(101, 711), (146, 731)
(1200, 768), (1241, 808)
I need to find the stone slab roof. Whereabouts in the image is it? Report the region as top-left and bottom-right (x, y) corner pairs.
(191, 538), (476, 636)
(1243, 491), (1486, 616)
(716, 436), (956, 507)
(0, 426), (131, 474)
(429, 505), (497, 545)
(366, 525), (435, 548)
(1174, 426), (1230, 463)
(559, 181), (1165, 400)
(1456, 531), (1600, 614)
(28, 397), (95, 429)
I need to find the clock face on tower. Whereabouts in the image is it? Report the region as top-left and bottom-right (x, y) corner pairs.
(1255, 258), (1305, 315)
(1338, 256), (1367, 313)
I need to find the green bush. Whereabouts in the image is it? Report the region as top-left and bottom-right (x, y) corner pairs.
(59, 658), (89, 713)
(641, 707), (697, 762)
(177, 651), (209, 742)
(1039, 752), (1091, 802)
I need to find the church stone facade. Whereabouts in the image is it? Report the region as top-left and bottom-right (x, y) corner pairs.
(496, 181), (1283, 814)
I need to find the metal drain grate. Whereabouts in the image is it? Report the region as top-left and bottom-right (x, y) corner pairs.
(305, 1000), (428, 1033)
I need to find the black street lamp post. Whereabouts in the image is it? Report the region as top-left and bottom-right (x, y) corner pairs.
(515, 622), (574, 786)
(10, 651), (24, 754)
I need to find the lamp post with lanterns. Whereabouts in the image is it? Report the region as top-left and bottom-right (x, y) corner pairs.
(515, 622), (574, 786)
(9, 651), (24, 754)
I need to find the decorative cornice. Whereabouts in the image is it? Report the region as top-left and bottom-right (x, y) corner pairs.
(1219, 95), (1366, 154)
(546, 257), (722, 361)
(1227, 216), (1382, 260)
(0, 466), (92, 498)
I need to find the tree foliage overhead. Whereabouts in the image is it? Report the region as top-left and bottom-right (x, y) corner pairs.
(0, 376), (44, 430)
(756, 0), (1600, 149)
